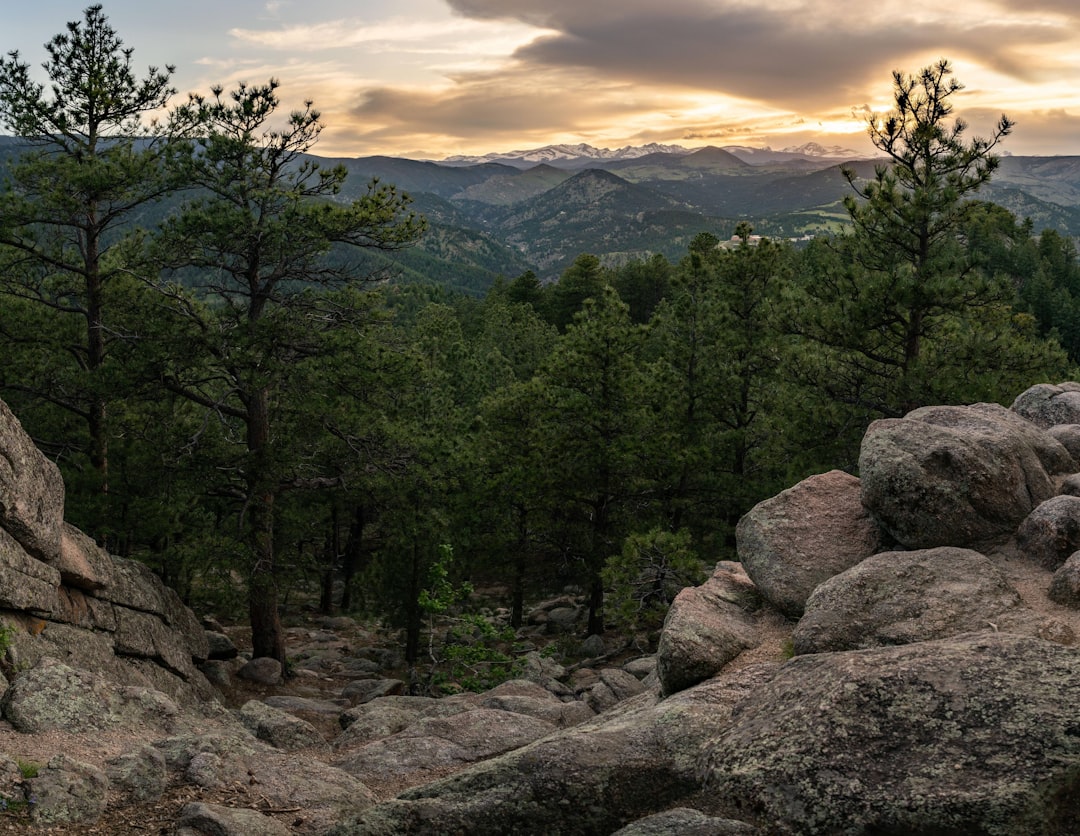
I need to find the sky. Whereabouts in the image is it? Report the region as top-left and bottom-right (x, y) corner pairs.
(3, 1), (1079, 159)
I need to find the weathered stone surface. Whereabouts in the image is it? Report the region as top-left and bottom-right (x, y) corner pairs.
(657, 569), (762, 695)
(2, 658), (112, 733)
(262, 694), (346, 717)
(517, 650), (574, 698)
(8, 621), (147, 688)
(174, 802), (292, 836)
(106, 744), (167, 803)
(238, 699), (329, 752)
(114, 605), (201, 677)
(1017, 495), (1080, 570)
(334, 707), (557, 789)
(476, 680), (592, 727)
(0, 526), (59, 615)
(859, 403), (1071, 549)
(336, 696), (473, 750)
(0, 399), (64, 564)
(122, 656), (217, 703)
(1049, 551), (1080, 608)
(55, 524), (112, 591)
(1011, 381), (1080, 429)
(1047, 423), (1080, 468)
(329, 662), (778, 836)
(155, 730), (261, 772)
(1, 657), (181, 735)
(341, 677), (406, 705)
(237, 656), (282, 685)
(53, 586), (117, 631)
(611, 808), (761, 835)
(580, 633), (605, 657)
(704, 634), (1080, 835)
(622, 656), (656, 680)
(205, 630), (238, 660)
(159, 729), (376, 831)
(736, 470), (882, 617)
(478, 692), (595, 728)
(0, 754), (24, 807)
(599, 667), (646, 701)
(199, 659), (232, 687)
(792, 547), (1025, 654)
(94, 557), (209, 661)
(28, 754), (108, 827)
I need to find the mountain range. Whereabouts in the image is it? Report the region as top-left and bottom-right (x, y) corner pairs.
(437, 141), (860, 168)
(323, 143), (1080, 291)
(3, 137), (1079, 294)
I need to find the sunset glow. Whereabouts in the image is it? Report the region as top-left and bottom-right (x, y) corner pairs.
(6, 0), (1079, 159)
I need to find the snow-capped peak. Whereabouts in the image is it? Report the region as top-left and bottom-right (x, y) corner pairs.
(442, 143), (691, 165)
(780, 142), (860, 158)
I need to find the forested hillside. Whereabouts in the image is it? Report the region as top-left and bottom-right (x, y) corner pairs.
(1, 9), (1078, 683)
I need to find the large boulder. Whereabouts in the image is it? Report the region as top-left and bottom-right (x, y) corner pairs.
(238, 699), (329, 752)
(158, 730), (377, 832)
(735, 470), (883, 617)
(1, 657), (182, 735)
(656, 567), (761, 695)
(1049, 551), (1080, 608)
(859, 403), (1072, 549)
(792, 547), (1025, 654)
(1016, 495), (1080, 570)
(704, 633), (1080, 834)
(28, 754), (109, 827)
(174, 802), (292, 836)
(1011, 381), (1080, 429)
(95, 556), (209, 662)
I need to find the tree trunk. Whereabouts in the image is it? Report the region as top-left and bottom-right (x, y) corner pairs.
(586, 573), (605, 636)
(319, 505), (340, 615)
(405, 542), (423, 666)
(511, 505), (527, 628)
(246, 387), (286, 667)
(85, 220), (111, 546)
(340, 505), (366, 612)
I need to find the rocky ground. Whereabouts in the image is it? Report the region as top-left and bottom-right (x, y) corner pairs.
(8, 386), (1080, 833)
(0, 585), (743, 835)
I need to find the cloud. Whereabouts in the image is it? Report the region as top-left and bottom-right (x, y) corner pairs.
(444, 0), (1074, 111)
(180, 0), (1080, 157)
(343, 67), (671, 150)
(229, 15), (546, 57)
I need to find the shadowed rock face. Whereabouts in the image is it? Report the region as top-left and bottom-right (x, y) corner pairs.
(0, 398), (65, 564)
(703, 633), (1080, 835)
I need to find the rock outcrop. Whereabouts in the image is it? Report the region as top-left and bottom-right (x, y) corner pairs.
(859, 403), (1072, 549)
(704, 633), (1080, 834)
(0, 400), (213, 703)
(4, 383), (1080, 834)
